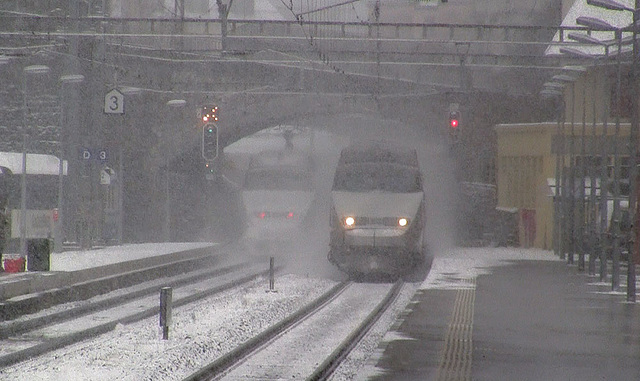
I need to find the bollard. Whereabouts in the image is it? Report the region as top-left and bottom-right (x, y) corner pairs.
(269, 256), (276, 292)
(160, 287), (172, 340)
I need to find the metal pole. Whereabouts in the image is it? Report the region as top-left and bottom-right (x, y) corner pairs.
(56, 83), (65, 253)
(117, 111), (125, 246)
(160, 287), (172, 340)
(611, 31), (623, 291)
(20, 74), (28, 261)
(579, 78), (587, 271)
(560, 98), (567, 261)
(269, 256), (275, 292)
(554, 97), (564, 258)
(600, 77), (610, 282)
(589, 72), (598, 276)
(569, 81), (576, 265)
(626, 4), (638, 302)
(165, 155), (170, 242)
(56, 75), (84, 253)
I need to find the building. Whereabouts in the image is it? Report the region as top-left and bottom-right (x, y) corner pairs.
(496, 0), (638, 249)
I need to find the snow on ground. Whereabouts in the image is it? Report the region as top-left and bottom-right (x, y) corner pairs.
(420, 246), (560, 290)
(1, 274), (337, 381)
(49, 243), (215, 272)
(1, 245), (560, 380)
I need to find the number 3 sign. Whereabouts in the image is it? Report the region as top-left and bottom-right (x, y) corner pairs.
(104, 89), (125, 114)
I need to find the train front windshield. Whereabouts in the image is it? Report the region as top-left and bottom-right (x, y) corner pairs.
(333, 163), (422, 193)
(244, 168), (312, 191)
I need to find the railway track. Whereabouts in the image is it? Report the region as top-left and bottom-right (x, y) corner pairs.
(184, 280), (403, 381)
(0, 261), (270, 369)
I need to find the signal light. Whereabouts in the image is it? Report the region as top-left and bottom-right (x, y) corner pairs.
(449, 111), (460, 129)
(200, 105), (219, 124)
(202, 123), (218, 161)
(205, 162), (214, 174)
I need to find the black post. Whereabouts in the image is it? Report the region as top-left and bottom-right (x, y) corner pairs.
(269, 256), (275, 292)
(160, 287), (172, 340)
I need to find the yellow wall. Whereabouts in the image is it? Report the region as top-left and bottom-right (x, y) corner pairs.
(495, 120), (632, 250)
(495, 123), (555, 249)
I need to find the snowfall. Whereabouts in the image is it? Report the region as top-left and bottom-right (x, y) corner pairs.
(0, 124), (563, 379)
(0, 243), (559, 381)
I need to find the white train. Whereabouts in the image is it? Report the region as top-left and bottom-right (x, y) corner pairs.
(328, 142), (426, 276)
(241, 149), (315, 246)
(225, 126), (317, 254)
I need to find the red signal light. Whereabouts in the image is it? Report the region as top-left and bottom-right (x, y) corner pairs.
(286, 212), (294, 219)
(449, 110), (460, 129)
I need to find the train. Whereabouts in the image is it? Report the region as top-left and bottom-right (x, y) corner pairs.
(226, 126), (317, 254)
(328, 142), (426, 277)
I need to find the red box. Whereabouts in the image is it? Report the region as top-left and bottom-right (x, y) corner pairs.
(3, 257), (25, 273)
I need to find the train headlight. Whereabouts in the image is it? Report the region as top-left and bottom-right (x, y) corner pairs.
(398, 218), (409, 227)
(344, 216), (356, 227)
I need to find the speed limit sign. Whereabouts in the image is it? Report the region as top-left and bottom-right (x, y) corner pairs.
(104, 89), (125, 114)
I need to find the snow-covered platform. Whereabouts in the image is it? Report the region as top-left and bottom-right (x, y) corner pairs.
(0, 243), (216, 301)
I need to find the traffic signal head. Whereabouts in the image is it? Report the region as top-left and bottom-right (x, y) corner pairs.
(202, 123), (218, 161)
(205, 162), (214, 174)
(449, 111), (460, 129)
(201, 105), (219, 123)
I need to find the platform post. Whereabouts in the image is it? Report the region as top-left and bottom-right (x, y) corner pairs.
(160, 287), (172, 340)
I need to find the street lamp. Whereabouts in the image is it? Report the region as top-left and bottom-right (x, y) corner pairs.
(163, 98), (187, 242)
(20, 64), (50, 262)
(55, 74), (84, 253)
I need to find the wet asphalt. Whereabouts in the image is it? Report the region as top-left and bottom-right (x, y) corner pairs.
(363, 260), (640, 381)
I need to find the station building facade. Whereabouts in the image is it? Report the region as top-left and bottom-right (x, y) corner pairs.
(495, 67), (635, 250)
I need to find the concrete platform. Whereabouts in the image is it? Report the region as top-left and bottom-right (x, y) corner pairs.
(358, 248), (640, 380)
(0, 243), (216, 302)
